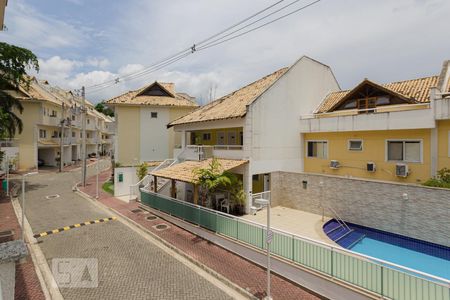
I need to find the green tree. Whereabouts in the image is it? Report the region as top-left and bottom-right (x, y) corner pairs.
(0, 42), (39, 138)
(193, 158), (234, 206)
(95, 102), (114, 117)
(136, 162), (148, 181)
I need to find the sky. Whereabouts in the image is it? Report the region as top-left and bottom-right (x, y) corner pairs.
(1, 0), (450, 104)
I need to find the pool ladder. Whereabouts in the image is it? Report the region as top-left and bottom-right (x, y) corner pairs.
(324, 206), (354, 242)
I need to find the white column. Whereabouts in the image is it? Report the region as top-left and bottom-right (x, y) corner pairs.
(243, 162), (252, 214)
(181, 130), (186, 149)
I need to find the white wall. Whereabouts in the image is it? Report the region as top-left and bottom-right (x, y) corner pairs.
(247, 56), (340, 174)
(114, 166), (138, 197)
(140, 107), (170, 161)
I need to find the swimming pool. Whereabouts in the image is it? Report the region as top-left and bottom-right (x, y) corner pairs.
(323, 220), (450, 280)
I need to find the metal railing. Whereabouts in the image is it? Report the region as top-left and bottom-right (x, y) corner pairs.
(140, 189), (450, 300)
(129, 175), (151, 201)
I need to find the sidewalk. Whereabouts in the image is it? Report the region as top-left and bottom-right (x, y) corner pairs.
(0, 193), (45, 300)
(80, 170), (321, 300)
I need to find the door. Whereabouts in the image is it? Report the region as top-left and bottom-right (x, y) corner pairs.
(228, 131), (237, 145)
(217, 132), (226, 145)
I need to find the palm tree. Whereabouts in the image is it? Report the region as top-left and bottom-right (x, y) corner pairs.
(193, 158), (234, 206)
(0, 42), (39, 138)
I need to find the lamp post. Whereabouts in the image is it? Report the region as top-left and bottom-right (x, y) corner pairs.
(254, 196), (272, 300)
(21, 172), (38, 240)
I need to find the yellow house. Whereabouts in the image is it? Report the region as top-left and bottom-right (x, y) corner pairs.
(105, 81), (198, 166)
(300, 60), (450, 184)
(2, 77), (114, 170)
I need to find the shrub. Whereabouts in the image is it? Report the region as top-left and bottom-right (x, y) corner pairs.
(136, 163), (148, 181)
(423, 168), (450, 189)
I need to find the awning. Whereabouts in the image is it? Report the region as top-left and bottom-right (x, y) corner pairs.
(150, 158), (248, 183)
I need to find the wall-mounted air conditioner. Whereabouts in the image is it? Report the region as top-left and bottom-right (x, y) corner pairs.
(367, 162), (376, 172)
(329, 160), (340, 169)
(396, 163), (409, 177)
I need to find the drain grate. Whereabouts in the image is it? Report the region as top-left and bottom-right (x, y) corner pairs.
(146, 215), (158, 221)
(152, 223), (170, 231)
(131, 209), (142, 213)
(45, 194), (60, 199)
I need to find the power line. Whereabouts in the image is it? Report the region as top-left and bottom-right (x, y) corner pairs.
(85, 0), (288, 91)
(84, 0), (321, 94)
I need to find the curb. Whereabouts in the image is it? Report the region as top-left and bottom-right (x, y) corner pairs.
(10, 197), (63, 300)
(74, 187), (256, 300)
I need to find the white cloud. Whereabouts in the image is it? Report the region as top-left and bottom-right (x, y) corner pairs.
(2, 0), (88, 50)
(86, 57), (110, 69)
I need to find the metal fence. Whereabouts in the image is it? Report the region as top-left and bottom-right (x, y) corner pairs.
(140, 189), (450, 300)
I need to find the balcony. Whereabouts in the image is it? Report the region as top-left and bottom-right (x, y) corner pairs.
(300, 104), (435, 133)
(435, 98), (450, 120)
(179, 145), (244, 161)
(40, 115), (61, 127)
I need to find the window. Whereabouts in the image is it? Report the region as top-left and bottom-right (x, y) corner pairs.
(72, 115), (75, 121)
(39, 129), (46, 138)
(151, 112), (158, 118)
(80, 132), (83, 138)
(387, 140), (421, 162)
(87, 119), (90, 124)
(252, 174), (259, 181)
(307, 141), (328, 158)
(348, 140), (363, 151)
(50, 110), (57, 117)
(202, 133), (211, 141)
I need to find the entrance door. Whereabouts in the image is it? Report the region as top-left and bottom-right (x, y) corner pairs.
(263, 174), (270, 191)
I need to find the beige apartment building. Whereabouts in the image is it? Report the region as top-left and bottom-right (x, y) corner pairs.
(2, 77), (114, 171)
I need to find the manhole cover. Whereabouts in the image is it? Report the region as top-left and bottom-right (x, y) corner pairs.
(146, 215), (158, 221)
(153, 224), (170, 231)
(131, 209), (142, 213)
(45, 194), (60, 199)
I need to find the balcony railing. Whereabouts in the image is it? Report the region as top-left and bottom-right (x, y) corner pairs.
(179, 145), (244, 161)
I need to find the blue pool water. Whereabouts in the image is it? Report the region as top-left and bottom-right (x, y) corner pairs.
(351, 237), (450, 280)
(323, 219), (450, 280)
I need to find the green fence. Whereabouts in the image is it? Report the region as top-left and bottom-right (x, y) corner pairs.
(141, 190), (450, 300)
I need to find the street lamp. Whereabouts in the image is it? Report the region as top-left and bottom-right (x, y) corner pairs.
(21, 172), (38, 240)
(254, 196), (272, 300)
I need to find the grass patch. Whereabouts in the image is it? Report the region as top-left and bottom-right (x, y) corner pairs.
(102, 181), (114, 195)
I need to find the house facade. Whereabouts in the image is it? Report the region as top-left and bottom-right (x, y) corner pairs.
(300, 60), (450, 184)
(106, 81), (198, 166)
(161, 56), (340, 211)
(2, 78), (114, 170)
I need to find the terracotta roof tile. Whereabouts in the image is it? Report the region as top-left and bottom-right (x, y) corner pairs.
(169, 68), (288, 126)
(150, 158), (248, 183)
(106, 82), (197, 107)
(317, 76), (439, 113)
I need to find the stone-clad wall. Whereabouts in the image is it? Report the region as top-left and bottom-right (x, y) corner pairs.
(270, 172), (450, 247)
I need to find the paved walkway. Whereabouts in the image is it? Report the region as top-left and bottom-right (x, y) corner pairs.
(243, 206), (333, 244)
(80, 170), (322, 300)
(21, 167), (235, 299)
(0, 193), (45, 300)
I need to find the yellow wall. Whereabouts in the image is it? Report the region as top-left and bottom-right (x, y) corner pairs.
(303, 129), (431, 183)
(252, 174), (264, 194)
(16, 102), (41, 170)
(437, 120), (450, 171)
(191, 127), (243, 145)
(116, 106), (140, 165)
(169, 107), (196, 156)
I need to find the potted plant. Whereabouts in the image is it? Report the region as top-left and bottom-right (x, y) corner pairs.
(230, 179), (246, 216)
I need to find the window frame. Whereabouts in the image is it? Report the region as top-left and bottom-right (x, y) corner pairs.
(348, 139), (363, 151)
(202, 133), (211, 141)
(306, 140), (328, 159)
(39, 129), (46, 139)
(150, 112), (158, 118)
(385, 139), (423, 163)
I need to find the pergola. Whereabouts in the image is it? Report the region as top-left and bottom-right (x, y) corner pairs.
(149, 158), (248, 204)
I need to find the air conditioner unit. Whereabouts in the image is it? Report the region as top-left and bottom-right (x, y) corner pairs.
(396, 164), (409, 177)
(329, 160), (340, 169)
(367, 162), (376, 172)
